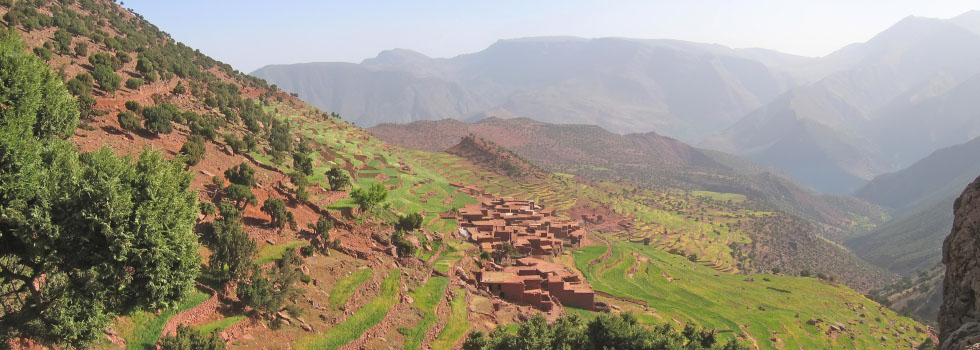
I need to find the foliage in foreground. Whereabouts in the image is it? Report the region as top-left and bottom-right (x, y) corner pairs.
(0, 31), (199, 347)
(463, 313), (747, 350)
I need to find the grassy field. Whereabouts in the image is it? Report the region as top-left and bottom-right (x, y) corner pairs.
(255, 241), (310, 265)
(573, 239), (928, 349)
(297, 270), (402, 350)
(430, 288), (470, 350)
(328, 268), (374, 309)
(112, 290), (210, 350)
(193, 315), (245, 335)
(400, 276), (450, 350)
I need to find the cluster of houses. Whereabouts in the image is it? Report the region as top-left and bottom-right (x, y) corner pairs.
(456, 197), (594, 311)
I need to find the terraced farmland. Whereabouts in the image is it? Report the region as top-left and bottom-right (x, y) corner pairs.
(574, 239), (928, 349)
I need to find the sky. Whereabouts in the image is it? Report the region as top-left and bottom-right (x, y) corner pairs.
(123, 0), (980, 73)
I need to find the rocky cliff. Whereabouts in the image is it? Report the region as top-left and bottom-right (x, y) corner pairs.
(940, 175), (980, 349)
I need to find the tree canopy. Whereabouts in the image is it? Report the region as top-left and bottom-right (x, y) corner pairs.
(350, 183), (388, 211)
(0, 31), (199, 346)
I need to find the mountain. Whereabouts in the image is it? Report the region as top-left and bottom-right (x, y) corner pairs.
(939, 175), (980, 350)
(856, 135), (980, 214)
(702, 15), (980, 193)
(369, 117), (887, 239)
(849, 136), (980, 273)
(254, 37), (802, 141)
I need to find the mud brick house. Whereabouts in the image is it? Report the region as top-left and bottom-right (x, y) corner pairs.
(476, 258), (595, 311)
(458, 196), (594, 310)
(457, 197), (586, 257)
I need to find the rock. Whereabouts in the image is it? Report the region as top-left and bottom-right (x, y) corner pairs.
(266, 239), (276, 245)
(940, 175), (980, 350)
(807, 319), (820, 325)
(302, 324), (314, 332)
(880, 335), (888, 341)
(200, 170), (214, 177)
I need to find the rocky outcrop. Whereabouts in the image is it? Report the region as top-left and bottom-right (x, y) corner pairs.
(940, 175), (980, 350)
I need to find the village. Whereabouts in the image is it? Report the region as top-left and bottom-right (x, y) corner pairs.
(453, 195), (595, 312)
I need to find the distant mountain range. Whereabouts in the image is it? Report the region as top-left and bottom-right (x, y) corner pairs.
(254, 11), (980, 195)
(702, 13), (980, 193)
(253, 37), (803, 141)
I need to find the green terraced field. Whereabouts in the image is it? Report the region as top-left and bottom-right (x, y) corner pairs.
(430, 288), (470, 350)
(298, 270), (402, 350)
(328, 268), (373, 309)
(113, 290), (210, 350)
(401, 276), (450, 350)
(574, 239), (928, 350)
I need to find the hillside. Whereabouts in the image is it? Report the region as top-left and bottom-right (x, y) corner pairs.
(0, 1), (929, 349)
(848, 136), (980, 275)
(370, 117), (887, 240)
(254, 37), (802, 141)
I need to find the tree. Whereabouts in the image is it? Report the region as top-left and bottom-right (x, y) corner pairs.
(350, 183), (388, 211)
(292, 152), (314, 176)
(180, 135), (206, 166)
(217, 200), (241, 221)
(396, 212), (424, 232)
(125, 77), (144, 89)
(0, 32), (200, 347)
(310, 216), (333, 239)
(92, 63), (121, 92)
(237, 249), (301, 315)
(224, 162), (256, 186)
(117, 110), (141, 131)
(262, 198), (296, 230)
(136, 56), (153, 76)
(73, 41), (87, 57)
(141, 104), (175, 134)
(208, 217), (255, 283)
(159, 325), (226, 350)
(325, 167), (351, 191)
(226, 183), (257, 210)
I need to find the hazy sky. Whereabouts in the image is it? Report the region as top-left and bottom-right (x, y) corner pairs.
(124, 0), (980, 73)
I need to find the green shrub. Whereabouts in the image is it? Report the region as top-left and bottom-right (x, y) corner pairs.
(125, 77), (144, 89)
(117, 110), (140, 131)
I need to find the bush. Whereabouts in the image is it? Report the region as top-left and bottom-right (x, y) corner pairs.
(224, 162), (256, 186)
(73, 41), (87, 57)
(300, 245), (314, 257)
(179, 135), (206, 166)
(225, 184), (257, 209)
(199, 202), (216, 217)
(396, 212), (424, 232)
(92, 64), (120, 92)
(300, 273), (312, 284)
(142, 104), (174, 134)
(159, 325), (225, 350)
(125, 77), (144, 89)
(66, 73), (93, 96)
(33, 46), (51, 60)
(172, 81), (186, 94)
(117, 110), (140, 131)
(390, 230), (416, 257)
(125, 100), (141, 112)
